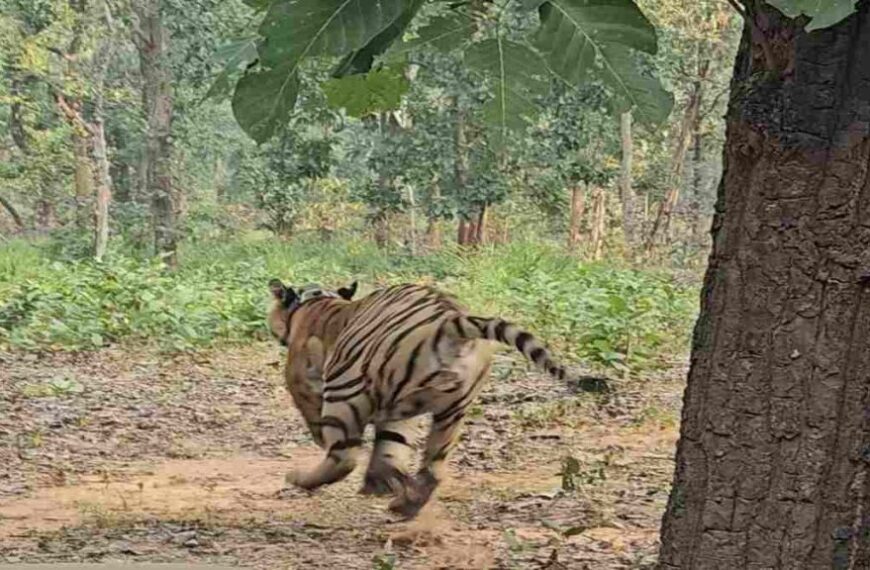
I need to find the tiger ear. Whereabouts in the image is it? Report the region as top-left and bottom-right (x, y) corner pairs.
(269, 279), (297, 307)
(338, 281), (358, 301)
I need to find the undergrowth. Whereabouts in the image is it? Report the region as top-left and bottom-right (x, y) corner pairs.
(0, 235), (698, 374)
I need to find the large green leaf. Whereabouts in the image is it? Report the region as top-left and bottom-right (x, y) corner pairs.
(766, 0), (858, 31)
(332, 0), (425, 77)
(323, 66), (410, 117)
(465, 38), (549, 143)
(232, 0), (411, 142)
(387, 12), (477, 56)
(596, 44), (673, 125)
(232, 64), (299, 144)
(258, 0), (409, 67)
(204, 36), (259, 102)
(534, 0), (671, 124)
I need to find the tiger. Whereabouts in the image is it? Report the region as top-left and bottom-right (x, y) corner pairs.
(268, 279), (608, 519)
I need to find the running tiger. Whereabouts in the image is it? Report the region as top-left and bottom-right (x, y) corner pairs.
(268, 279), (608, 518)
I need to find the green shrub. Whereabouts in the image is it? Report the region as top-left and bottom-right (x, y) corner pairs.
(0, 236), (698, 374)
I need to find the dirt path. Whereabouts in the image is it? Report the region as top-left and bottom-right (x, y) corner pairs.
(0, 344), (683, 569)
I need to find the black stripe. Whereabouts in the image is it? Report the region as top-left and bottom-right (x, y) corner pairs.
(515, 332), (533, 353)
(327, 375), (364, 392)
(467, 316), (487, 334)
(329, 438), (363, 452)
(375, 430), (410, 446)
(324, 384), (368, 403)
(494, 320), (508, 341)
(431, 323), (446, 366)
(389, 339), (425, 406)
(349, 401), (364, 430)
(317, 415), (348, 437)
(530, 347), (546, 363)
(419, 370), (442, 387)
(433, 396), (467, 424)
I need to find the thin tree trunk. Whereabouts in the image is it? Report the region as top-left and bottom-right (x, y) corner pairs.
(646, 80), (703, 253)
(373, 215), (389, 248)
(73, 132), (94, 229)
(91, 116), (112, 262)
(426, 181), (442, 250)
(474, 204), (487, 245)
(134, 0), (176, 266)
(660, 4), (870, 568)
(8, 77), (29, 152)
(689, 127), (705, 246)
(589, 188), (606, 261)
(619, 111), (637, 249)
(567, 183), (586, 249)
(407, 185), (417, 255)
(0, 194), (24, 229)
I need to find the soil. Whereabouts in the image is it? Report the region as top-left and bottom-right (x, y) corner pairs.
(0, 344), (684, 569)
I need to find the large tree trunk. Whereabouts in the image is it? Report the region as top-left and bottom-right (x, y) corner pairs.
(660, 4), (870, 569)
(135, 0), (176, 266)
(618, 111), (637, 248)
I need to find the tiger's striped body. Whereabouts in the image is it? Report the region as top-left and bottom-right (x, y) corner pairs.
(268, 281), (586, 518)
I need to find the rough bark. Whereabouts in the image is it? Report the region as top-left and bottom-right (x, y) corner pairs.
(568, 184), (586, 249)
(660, 4), (870, 569)
(619, 111), (637, 248)
(91, 117), (111, 262)
(134, 0), (176, 266)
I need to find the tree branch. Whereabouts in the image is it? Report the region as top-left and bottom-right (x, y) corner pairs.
(0, 193), (25, 229)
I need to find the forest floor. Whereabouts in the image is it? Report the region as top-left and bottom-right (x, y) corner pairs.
(0, 344), (684, 569)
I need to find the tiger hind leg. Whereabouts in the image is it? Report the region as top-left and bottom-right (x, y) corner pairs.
(388, 363), (491, 519)
(285, 396), (371, 490)
(360, 417), (423, 496)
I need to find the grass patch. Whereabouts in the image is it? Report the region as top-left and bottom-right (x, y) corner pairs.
(0, 235), (698, 375)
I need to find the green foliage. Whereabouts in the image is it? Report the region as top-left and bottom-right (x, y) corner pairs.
(225, 0), (673, 143)
(447, 242), (695, 373)
(0, 236), (696, 376)
(534, 0), (672, 124)
(766, 0), (858, 31)
(323, 66), (410, 118)
(232, 0), (410, 142)
(465, 38), (549, 144)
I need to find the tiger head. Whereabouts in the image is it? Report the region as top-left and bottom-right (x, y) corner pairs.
(267, 279), (358, 346)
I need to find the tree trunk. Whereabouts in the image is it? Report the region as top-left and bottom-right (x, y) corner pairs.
(646, 76), (703, 253)
(373, 215), (389, 248)
(91, 117), (111, 262)
(589, 188), (606, 261)
(0, 194), (24, 229)
(660, 5), (870, 569)
(619, 111), (637, 249)
(135, 0), (176, 267)
(8, 77), (29, 152)
(474, 204), (487, 245)
(567, 183), (586, 249)
(73, 131), (94, 229)
(689, 127), (705, 247)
